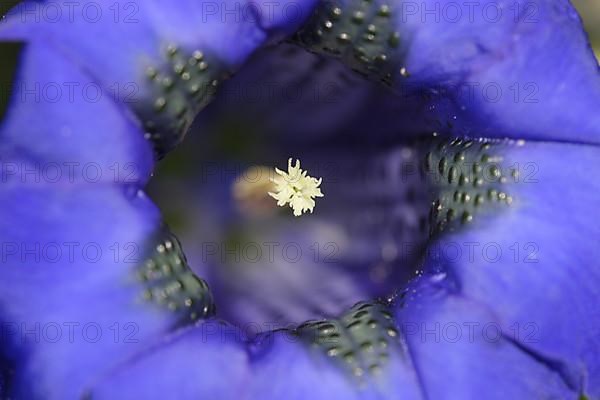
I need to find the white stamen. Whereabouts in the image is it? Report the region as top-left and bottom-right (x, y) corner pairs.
(269, 158), (324, 217)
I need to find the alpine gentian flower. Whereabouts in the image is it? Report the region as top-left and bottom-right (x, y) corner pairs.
(0, 0), (599, 399)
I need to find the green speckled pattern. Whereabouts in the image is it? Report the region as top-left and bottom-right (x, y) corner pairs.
(296, 301), (401, 380)
(422, 137), (521, 236)
(136, 229), (215, 322)
(296, 0), (405, 84)
(139, 44), (228, 158)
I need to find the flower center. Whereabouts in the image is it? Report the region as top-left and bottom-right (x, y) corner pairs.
(138, 34), (526, 381)
(269, 158), (324, 217)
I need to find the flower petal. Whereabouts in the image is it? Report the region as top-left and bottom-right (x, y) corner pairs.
(85, 302), (424, 399)
(418, 138), (600, 397)
(0, 184), (214, 398)
(394, 276), (578, 399)
(295, 0), (600, 143)
(0, 0), (271, 157)
(83, 322), (249, 399)
(0, 40), (153, 184)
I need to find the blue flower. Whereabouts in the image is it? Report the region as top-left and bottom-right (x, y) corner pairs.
(0, 0), (599, 399)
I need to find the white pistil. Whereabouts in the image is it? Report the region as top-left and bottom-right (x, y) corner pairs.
(269, 158), (324, 217)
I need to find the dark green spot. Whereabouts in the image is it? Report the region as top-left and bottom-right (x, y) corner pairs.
(0, 42), (23, 123)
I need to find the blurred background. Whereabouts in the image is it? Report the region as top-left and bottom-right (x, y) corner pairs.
(573, 0), (600, 58)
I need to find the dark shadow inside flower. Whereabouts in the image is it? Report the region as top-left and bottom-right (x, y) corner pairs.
(0, 355), (14, 399)
(147, 43), (508, 331)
